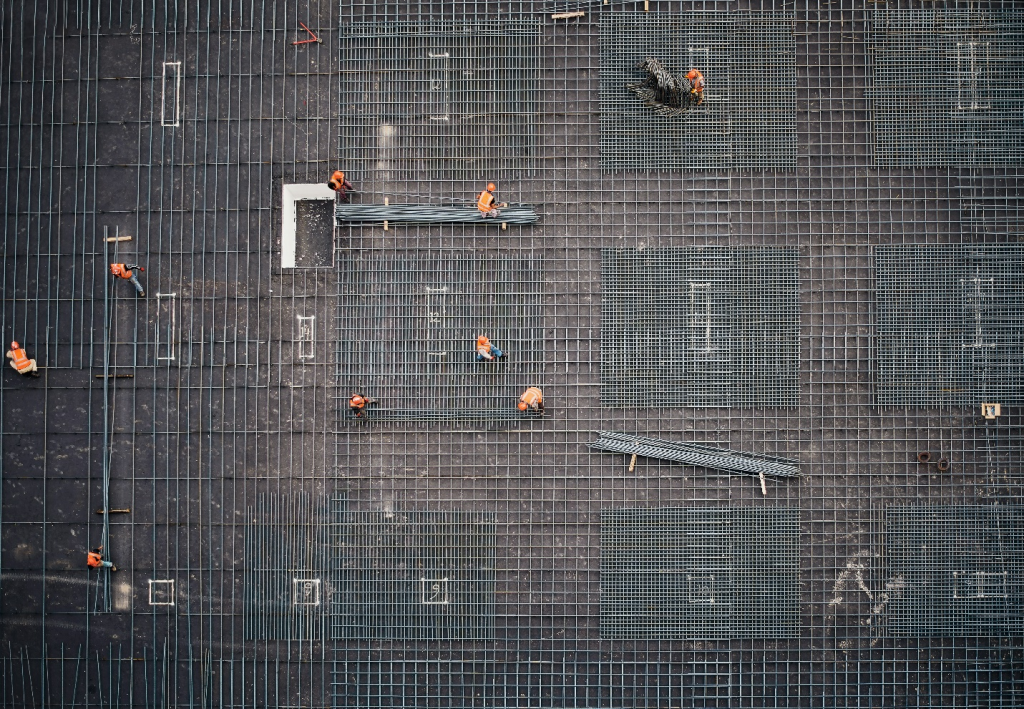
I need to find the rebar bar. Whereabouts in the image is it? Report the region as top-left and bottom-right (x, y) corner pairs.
(335, 203), (540, 225)
(590, 431), (800, 478)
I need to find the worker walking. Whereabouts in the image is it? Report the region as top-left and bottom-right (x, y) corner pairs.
(476, 335), (506, 362)
(86, 546), (117, 571)
(518, 386), (544, 414)
(348, 393), (378, 418)
(110, 263), (145, 297)
(6, 341), (40, 377)
(686, 69), (705, 105)
(476, 183), (508, 219)
(328, 170), (355, 202)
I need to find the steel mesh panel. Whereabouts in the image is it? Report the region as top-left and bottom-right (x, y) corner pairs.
(338, 20), (539, 182)
(599, 12), (796, 171)
(601, 247), (800, 407)
(868, 10), (1024, 168)
(600, 507), (800, 639)
(243, 494), (332, 641)
(875, 244), (1024, 407)
(331, 510), (496, 640)
(885, 505), (1024, 637)
(335, 251), (544, 421)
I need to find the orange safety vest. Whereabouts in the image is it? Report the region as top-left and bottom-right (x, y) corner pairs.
(329, 171), (346, 190)
(8, 347), (32, 372)
(477, 189), (496, 213)
(87, 551), (103, 568)
(477, 337), (492, 358)
(520, 386), (543, 408)
(110, 263), (132, 279)
(691, 72), (705, 93)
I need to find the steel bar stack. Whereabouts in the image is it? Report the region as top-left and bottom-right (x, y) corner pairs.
(590, 431), (801, 478)
(335, 203), (540, 225)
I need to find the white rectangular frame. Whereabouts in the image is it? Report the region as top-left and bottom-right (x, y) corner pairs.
(281, 184), (336, 269)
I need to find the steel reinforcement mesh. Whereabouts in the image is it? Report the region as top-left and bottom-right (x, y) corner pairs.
(1, 1), (1024, 708)
(868, 9), (1024, 168)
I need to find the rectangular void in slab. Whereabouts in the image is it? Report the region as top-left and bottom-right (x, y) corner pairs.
(599, 12), (796, 171)
(875, 244), (1024, 407)
(885, 505), (1024, 637)
(601, 247), (800, 408)
(243, 493), (331, 641)
(282, 184), (335, 268)
(332, 510), (495, 641)
(600, 507), (801, 639)
(339, 20), (540, 181)
(868, 10), (1024, 167)
(336, 251), (544, 422)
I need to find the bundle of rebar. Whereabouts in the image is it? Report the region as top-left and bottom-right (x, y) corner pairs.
(589, 431), (801, 478)
(335, 204), (539, 225)
(349, 409), (537, 423)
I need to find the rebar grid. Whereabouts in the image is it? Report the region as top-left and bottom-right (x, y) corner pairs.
(2, 0), (1024, 707)
(868, 9), (1024, 167)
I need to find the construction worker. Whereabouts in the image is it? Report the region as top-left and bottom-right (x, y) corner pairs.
(476, 335), (506, 362)
(328, 170), (355, 202)
(686, 69), (705, 105)
(476, 183), (507, 218)
(86, 546), (117, 571)
(348, 393), (378, 418)
(6, 341), (40, 377)
(110, 263), (145, 297)
(518, 386), (544, 414)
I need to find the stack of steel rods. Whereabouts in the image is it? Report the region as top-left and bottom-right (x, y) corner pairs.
(348, 409), (536, 423)
(335, 203), (540, 225)
(589, 431), (801, 478)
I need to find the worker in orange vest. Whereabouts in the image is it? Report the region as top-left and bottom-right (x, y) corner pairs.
(348, 393), (378, 418)
(86, 546), (117, 571)
(476, 335), (506, 362)
(6, 341), (40, 377)
(686, 69), (705, 105)
(518, 386), (544, 414)
(328, 170), (355, 201)
(110, 263), (145, 297)
(476, 183), (508, 218)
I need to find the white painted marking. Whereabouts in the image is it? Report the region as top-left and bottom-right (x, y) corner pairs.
(161, 62), (182, 127)
(421, 577), (449, 605)
(148, 579), (175, 606)
(156, 293), (177, 361)
(297, 315), (315, 360)
(293, 578), (321, 606)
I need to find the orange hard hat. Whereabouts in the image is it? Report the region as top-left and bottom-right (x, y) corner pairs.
(487, 183), (496, 191)
(338, 171), (345, 180)
(350, 395), (365, 406)
(10, 341), (19, 350)
(687, 69), (698, 79)
(518, 401), (528, 411)
(477, 335), (488, 345)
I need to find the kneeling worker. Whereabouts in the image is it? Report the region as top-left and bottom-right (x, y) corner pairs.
(348, 393), (378, 418)
(476, 183), (507, 219)
(476, 335), (506, 362)
(518, 386), (544, 414)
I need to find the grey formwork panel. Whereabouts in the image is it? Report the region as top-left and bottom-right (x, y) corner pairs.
(243, 494), (334, 641)
(875, 244), (1024, 407)
(885, 505), (1024, 637)
(600, 247), (800, 408)
(335, 251), (544, 422)
(868, 10), (1024, 168)
(338, 20), (540, 182)
(600, 507), (801, 640)
(599, 12), (796, 172)
(331, 510), (496, 641)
